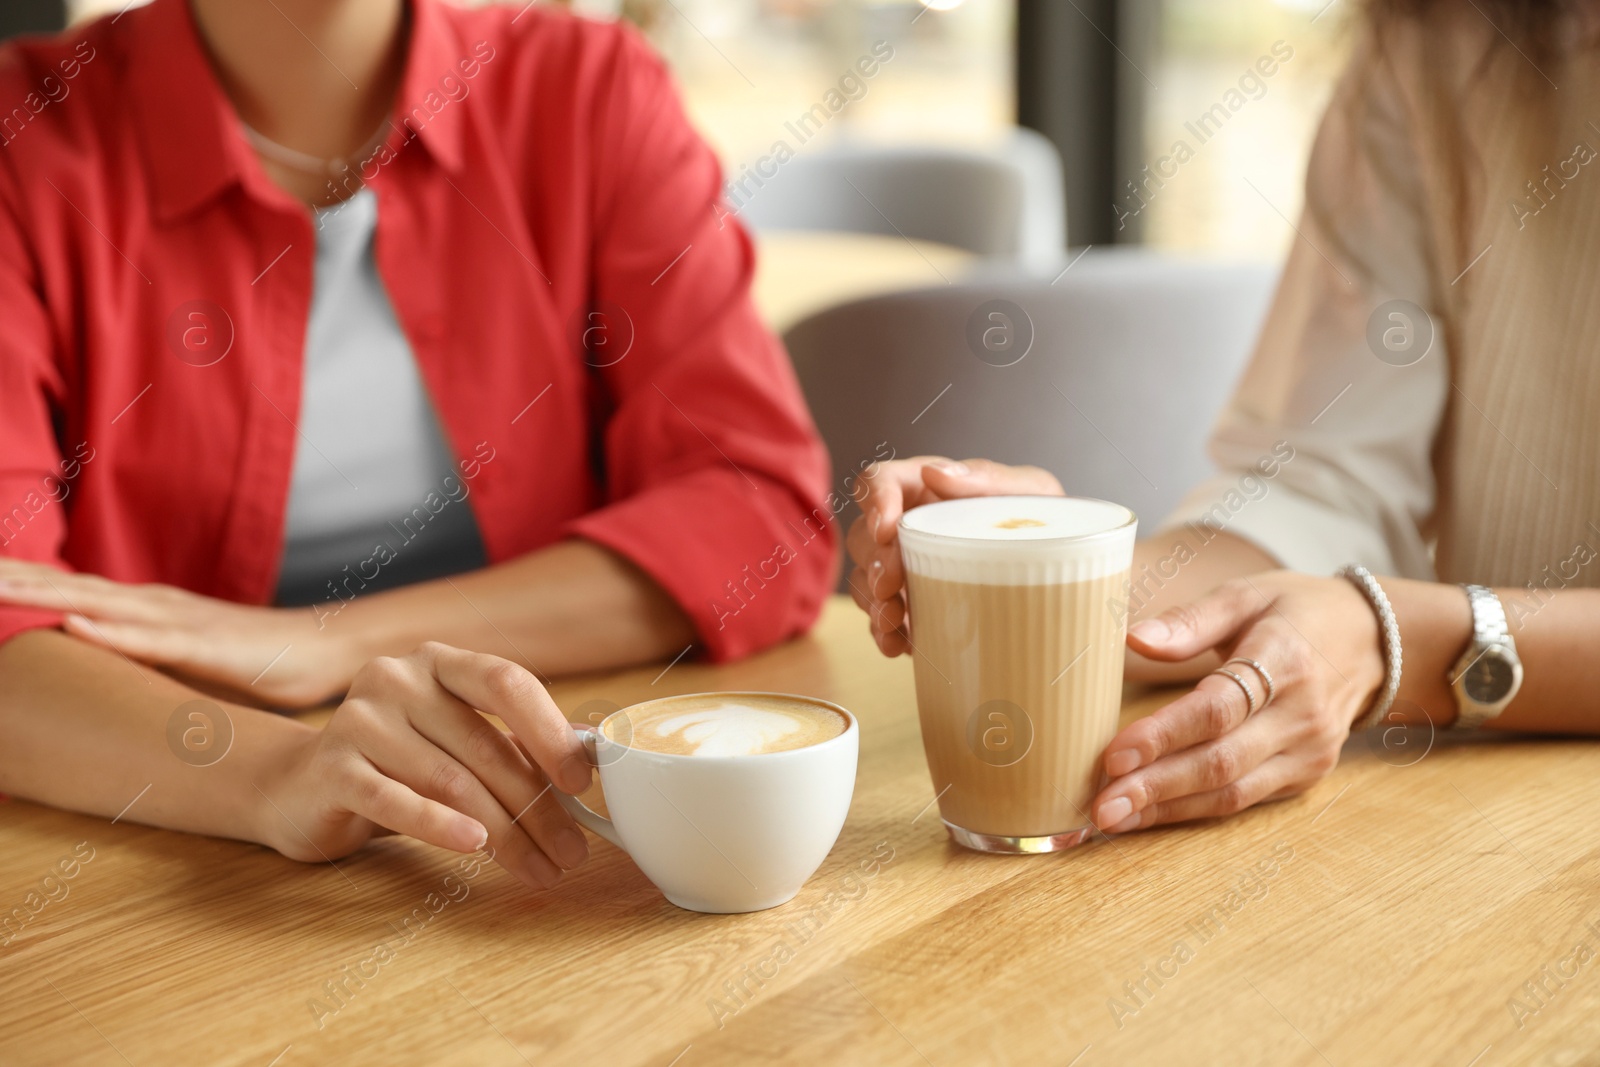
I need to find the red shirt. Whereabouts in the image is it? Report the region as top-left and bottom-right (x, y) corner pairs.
(0, 0), (835, 661)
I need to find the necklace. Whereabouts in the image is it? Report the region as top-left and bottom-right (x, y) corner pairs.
(240, 117), (393, 178)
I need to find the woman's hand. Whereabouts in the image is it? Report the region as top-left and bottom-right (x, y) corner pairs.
(255, 642), (593, 889)
(0, 560), (354, 708)
(1092, 571), (1384, 833)
(847, 457), (1064, 656)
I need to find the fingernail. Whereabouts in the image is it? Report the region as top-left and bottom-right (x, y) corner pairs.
(523, 865), (560, 892)
(932, 460), (969, 476)
(1129, 618), (1169, 643)
(870, 559), (884, 595)
(1105, 749), (1141, 777)
(555, 827), (588, 868)
(1097, 796), (1133, 827)
(460, 820), (488, 852)
(1107, 812), (1143, 834)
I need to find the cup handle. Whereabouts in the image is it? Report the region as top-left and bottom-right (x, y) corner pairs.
(555, 729), (624, 850)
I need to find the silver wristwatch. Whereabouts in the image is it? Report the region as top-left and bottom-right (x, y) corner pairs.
(1449, 585), (1522, 731)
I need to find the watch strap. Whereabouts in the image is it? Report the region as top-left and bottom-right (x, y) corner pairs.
(1463, 584), (1514, 652)
(1451, 584), (1518, 731)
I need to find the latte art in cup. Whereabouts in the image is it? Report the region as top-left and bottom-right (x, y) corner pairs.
(560, 691), (859, 912)
(603, 694), (849, 757)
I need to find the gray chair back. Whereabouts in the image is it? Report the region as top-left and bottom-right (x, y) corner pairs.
(736, 128), (1065, 270)
(782, 249), (1280, 587)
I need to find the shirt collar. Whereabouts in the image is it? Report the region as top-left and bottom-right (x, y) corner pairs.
(125, 0), (465, 226)
(390, 0), (467, 175)
(125, 0), (245, 226)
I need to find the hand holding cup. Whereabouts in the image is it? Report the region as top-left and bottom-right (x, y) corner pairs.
(847, 457), (1065, 656)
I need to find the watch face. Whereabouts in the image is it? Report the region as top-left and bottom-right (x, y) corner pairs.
(1463, 648), (1516, 704)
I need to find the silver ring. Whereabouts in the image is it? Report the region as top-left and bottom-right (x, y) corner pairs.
(1226, 657), (1275, 709)
(1210, 667), (1258, 718)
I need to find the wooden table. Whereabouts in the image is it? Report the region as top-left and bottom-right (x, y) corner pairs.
(2, 596), (1595, 1066)
(751, 231), (973, 334)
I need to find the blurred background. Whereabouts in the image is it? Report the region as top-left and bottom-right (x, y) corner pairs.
(35, 0), (1349, 257)
(6, 0), (1355, 546)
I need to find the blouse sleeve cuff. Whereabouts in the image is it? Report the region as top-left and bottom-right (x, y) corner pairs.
(1158, 477), (1404, 578)
(564, 471), (833, 664)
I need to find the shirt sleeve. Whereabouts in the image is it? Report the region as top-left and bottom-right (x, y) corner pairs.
(1159, 33), (1447, 581)
(0, 154), (71, 647)
(563, 26), (836, 662)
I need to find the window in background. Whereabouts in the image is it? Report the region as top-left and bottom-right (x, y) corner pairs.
(72, 0), (1016, 202)
(470, 1), (1018, 238)
(554, 0), (1016, 173)
(1138, 0), (1348, 258)
(67, 0), (1341, 263)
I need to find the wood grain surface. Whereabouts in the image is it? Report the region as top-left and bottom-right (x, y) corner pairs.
(751, 231), (971, 332)
(1, 596), (1595, 1066)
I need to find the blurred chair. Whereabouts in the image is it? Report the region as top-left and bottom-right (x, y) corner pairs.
(781, 248), (1280, 587)
(738, 128), (1065, 271)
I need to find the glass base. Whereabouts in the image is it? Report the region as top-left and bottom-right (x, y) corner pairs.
(944, 820), (1094, 854)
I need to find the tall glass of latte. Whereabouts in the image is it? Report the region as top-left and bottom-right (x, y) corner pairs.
(898, 496), (1136, 853)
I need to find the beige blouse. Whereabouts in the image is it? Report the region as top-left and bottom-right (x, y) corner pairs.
(1164, 11), (1600, 596)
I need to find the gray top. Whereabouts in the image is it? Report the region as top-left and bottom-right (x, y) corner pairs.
(274, 189), (486, 607)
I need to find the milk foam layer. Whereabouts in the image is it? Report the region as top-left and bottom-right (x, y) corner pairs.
(608, 695), (848, 757)
(899, 496), (1136, 585)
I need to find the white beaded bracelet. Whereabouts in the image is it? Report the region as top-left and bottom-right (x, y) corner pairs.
(1337, 564), (1402, 732)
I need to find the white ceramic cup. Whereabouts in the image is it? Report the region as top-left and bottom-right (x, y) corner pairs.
(554, 692), (859, 914)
